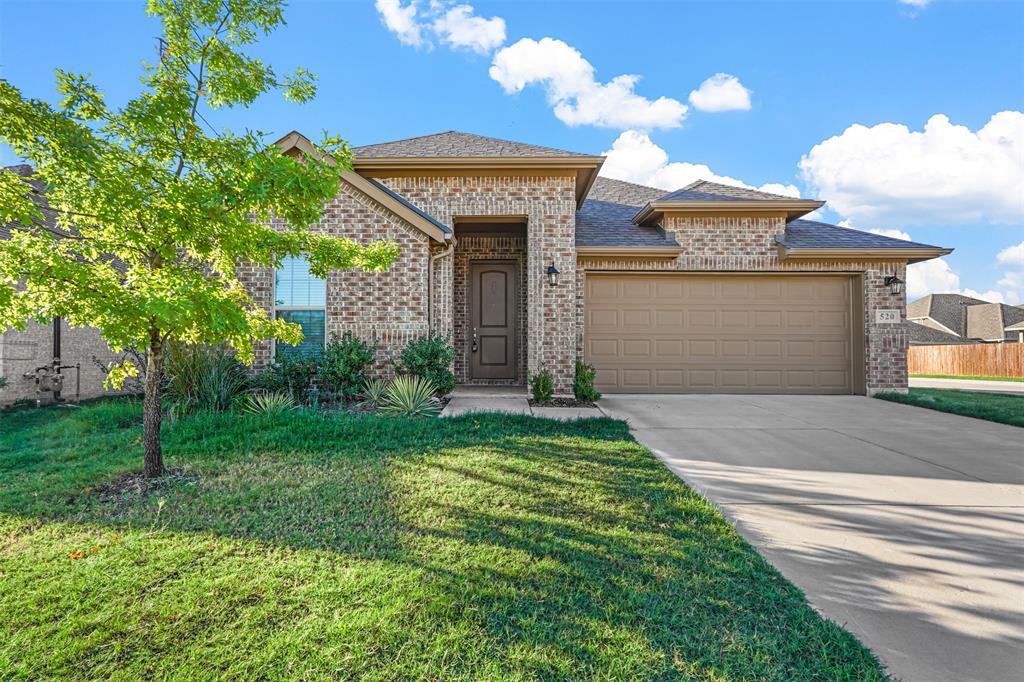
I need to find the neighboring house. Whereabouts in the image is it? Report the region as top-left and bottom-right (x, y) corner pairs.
(239, 130), (951, 396)
(0, 165), (125, 406)
(906, 293), (1024, 345)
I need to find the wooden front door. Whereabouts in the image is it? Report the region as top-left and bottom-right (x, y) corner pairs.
(470, 261), (517, 380)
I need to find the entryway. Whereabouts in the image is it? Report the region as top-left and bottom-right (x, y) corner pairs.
(469, 261), (518, 381)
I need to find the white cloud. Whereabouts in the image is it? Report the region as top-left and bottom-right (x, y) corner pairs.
(869, 228), (912, 241)
(600, 130), (800, 196)
(963, 288), (1010, 304)
(374, 0), (426, 47)
(996, 241), (1024, 266)
(899, 0), (932, 7)
(432, 4), (505, 54)
(489, 38), (688, 130)
(688, 73), (752, 112)
(799, 111), (1024, 225)
(906, 258), (961, 300)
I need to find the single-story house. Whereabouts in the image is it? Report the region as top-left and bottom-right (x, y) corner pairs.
(907, 293), (1024, 345)
(243, 130), (952, 396)
(0, 165), (126, 406)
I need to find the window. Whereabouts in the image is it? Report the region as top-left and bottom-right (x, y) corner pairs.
(275, 255), (326, 360)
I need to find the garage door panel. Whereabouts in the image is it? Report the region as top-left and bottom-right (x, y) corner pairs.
(585, 274), (855, 394)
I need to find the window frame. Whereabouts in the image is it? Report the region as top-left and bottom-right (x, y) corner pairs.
(272, 255), (328, 361)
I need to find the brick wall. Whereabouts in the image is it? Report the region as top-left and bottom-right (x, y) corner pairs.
(1, 319), (125, 406)
(238, 180), (436, 376)
(378, 175), (577, 395)
(576, 213), (909, 394)
(452, 234), (527, 384)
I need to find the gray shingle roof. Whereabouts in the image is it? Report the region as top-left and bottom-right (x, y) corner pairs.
(777, 220), (946, 250)
(353, 131), (592, 159)
(967, 303), (1024, 341)
(576, 177), (680, 248)
(657, 180), (802, 203)
(906, 294), (988, 337)
(906, 321), (977, 346)
(1, 164), (61, 242)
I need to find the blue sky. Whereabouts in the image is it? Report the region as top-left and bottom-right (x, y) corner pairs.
(2, 0), (1022, 302)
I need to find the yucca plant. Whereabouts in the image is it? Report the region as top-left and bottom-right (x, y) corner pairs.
(361, 377), (388, 408)
(380, 375), (440, 417)
(239, 391), (297, 416)
(164, 342), (249, 415)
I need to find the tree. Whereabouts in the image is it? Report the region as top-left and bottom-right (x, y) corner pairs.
(0, 0), (398, 478)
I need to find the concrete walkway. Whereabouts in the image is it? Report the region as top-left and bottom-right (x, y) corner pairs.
(910, 377), (1024, 393)
(441, 386), (603, 420)
(600, 394), (1024, 682)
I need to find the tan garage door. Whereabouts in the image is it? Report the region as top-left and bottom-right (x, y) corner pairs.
(585, 274), (858, 394)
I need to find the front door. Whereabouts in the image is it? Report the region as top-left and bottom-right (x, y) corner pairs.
(469, 261), (517, 380)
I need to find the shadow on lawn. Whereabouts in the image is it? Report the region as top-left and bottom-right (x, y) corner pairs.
(0, 401), (885, 679)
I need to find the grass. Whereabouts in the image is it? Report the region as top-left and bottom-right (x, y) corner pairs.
(910, 373), (1024, 383)
(0, 399), (886, 680)
(877, 388), (1024, 427)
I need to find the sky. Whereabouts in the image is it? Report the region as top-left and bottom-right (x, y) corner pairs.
(1, 0), (1022, 303)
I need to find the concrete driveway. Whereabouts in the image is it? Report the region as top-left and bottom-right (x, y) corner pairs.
(600, 394), (1024, 682)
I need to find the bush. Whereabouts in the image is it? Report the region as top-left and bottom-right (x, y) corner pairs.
(164, 342), (248, 416)
(239, 391), (296, 416)
(361, 378), (388, 408)
(574, 361), (601, 401)
(318, 332), (376, 401)
(529, 369), (554, 403)
(254, 354), (318, 404)
(380, 375), (440, 417)
(395, 333), (455, 396)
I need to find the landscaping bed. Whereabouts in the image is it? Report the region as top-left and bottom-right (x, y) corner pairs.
(877, 388), (1024, 427)
(0, 399), (886, 680)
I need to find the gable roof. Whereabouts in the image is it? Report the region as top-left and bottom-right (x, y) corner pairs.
(274, 131), (449, 242)
(907, 293), (988, 337)
(633, 179), (825, 224)
(776, 220), (952, 263)
(905, 320), (977, 346)
(967, 302), (1024, 341)
(353, 131), (591, 159)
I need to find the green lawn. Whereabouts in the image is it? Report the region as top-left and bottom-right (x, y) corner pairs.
(877, 388), (1024, 427)
(910, 373), (1024, 383)
(0, 400), (885, 680)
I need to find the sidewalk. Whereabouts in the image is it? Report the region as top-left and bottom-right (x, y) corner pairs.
(909, 377), (1024, 394)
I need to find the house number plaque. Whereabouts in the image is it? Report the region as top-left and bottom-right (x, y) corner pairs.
(875, 309), (900, 324)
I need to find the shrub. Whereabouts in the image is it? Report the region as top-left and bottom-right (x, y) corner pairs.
(361, 377), (388, 408)
(395, 333), (455, 396)
(0, 376), (7, 390)
(380, 375), (440, 417)
(254, 354), (318, 404)
(574, 361), (601, 401)
(318, 332), (376, 401)
(164, 342), (248, 416)
(239, 391), (296, 416)
(529, 369), (554, 403)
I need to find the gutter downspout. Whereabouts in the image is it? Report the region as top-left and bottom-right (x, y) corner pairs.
(428, 236), (456, 332)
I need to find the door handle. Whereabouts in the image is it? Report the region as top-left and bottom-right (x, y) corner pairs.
(472, 328), (478, 353)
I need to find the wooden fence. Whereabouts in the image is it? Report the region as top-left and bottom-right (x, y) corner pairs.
(909, 343), (1024, 378)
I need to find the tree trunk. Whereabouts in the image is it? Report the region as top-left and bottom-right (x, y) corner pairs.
(143, 333), (165, 479)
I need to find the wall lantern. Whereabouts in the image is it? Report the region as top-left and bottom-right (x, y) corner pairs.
(884, 275), (904, 296)
(546, 262), (560, 286)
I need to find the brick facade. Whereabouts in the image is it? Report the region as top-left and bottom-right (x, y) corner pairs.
(575, 214), (908, 394)
(377, 175), (578, 395)
(0, 319), (125, 406)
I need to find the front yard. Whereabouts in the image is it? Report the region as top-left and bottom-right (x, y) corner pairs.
(0, 400), (885, 680)
(878, 387), (1024, 427)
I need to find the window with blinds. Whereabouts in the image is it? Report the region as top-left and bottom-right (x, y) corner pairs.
(275, 256), (326, 360)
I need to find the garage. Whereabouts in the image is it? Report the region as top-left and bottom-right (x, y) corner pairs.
(584, 273), (863, 394)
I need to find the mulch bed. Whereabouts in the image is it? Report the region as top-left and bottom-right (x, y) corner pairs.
(528, 397), (596, 408)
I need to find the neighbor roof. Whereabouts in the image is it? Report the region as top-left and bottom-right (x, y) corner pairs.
(968, 303), (1024, 341)
(905, 321), (976, 346)
(576, 177), (681, 252)
(2, 164), (63, 242)
(352, 131), (592, 159)
(906, 293), (988, 337)
(776, 220), (952, 263)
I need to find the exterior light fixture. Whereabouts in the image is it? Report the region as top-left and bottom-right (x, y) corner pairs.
(546, 262), (560, 286)
(884, 275), (904, 296)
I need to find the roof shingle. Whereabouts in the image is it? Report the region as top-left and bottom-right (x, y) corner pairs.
(777, 220), (946, 250)
(576, 177), (679, 248)
(656, 180), (802, 203)
(353, 131), (593, 159)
